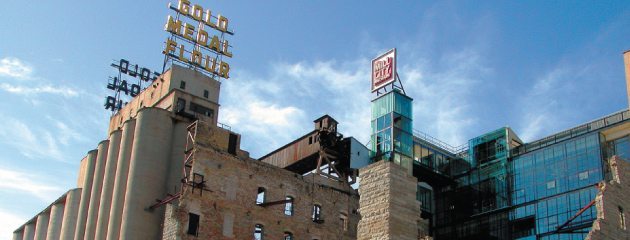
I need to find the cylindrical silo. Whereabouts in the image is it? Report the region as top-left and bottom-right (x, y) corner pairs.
(13, 229), (24, 240)
(33, 212), (50, 240)
(23, 223), (35, 240)
(59, 188), (81, 240)
(94, 130), (122, 240)
(73, 150), (98, 240)
(165, 121), (188, 194)
(45, 201), (64, 240)
(106, 119), (136, 240)
(119, 108), (174, 239)
(83, 140), (110, 240)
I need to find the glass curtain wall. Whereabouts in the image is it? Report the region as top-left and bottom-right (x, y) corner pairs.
(370, 90), (413, 172)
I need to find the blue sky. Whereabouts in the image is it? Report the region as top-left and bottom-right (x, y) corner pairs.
(0, 1), (629, 238)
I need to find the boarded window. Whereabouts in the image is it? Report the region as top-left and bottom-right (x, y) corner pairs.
(228, 133), (237, 155)
(187, 213), (199, 236)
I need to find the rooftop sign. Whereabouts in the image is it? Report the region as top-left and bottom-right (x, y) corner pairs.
(371, 48), (396, 92)
(163, 0), (234, 79)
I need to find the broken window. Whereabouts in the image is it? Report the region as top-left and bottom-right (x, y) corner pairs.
(312, 204), (322, 223)
(284, 196), (294, 216)
(284, 232), (293, 240)
(256, 187), (266, 205)
(254, 224), (263, 240)
(187, 213), (200, 236)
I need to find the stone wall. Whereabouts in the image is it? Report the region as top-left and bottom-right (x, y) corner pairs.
(585, 156), (630, 240)
(357, 160), (427, 240)
(162, 121), (359, 239)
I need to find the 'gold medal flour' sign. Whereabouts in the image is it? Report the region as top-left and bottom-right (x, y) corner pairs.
(163, 0), (234, 79)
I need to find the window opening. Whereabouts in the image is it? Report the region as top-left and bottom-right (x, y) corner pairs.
(340, 213), (348, 231)
(187, 213), (200, 236)
(254, 224), (263, 240)
(312, 204), (322, 223)
(228, 133), (238, 155)
(180, 80), (186, 89)
(284, 196), (294, 216)
(203, 90), (209, 98)
(256, 187), (266, 205)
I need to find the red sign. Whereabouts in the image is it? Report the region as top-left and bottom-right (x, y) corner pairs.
(371, 48), (396, 92)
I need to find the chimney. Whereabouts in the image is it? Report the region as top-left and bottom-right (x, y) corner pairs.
(624, 50), (630, 108)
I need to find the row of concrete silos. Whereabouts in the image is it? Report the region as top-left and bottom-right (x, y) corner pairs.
(14, 107), (188, 240)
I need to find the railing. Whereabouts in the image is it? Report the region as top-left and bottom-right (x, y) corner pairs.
(217, 122), (232, 131)
(512, 109), (630, 156)
(413, 129), (469, 155)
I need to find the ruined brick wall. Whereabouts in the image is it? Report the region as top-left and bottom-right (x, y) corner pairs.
(163, 121), (359, 239)
(357, 160), (426, 240)
(585, 156), (630, 240)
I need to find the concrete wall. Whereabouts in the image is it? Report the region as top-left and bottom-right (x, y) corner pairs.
(33, 212), (49, 240)
(161, 121), (359, 240)
(46, 201), (64, 240)
(83, 140), (110, 240)
(74, 150), (98, 240)
(586, 156), (630, 239)
(357, 160), (428, 240)
(119, 107), (176, 239)
(94, 130), (122, 240)
(23, 223), (35, 240)
(60, 189), (81, 240)
(106, 119), (136, 240)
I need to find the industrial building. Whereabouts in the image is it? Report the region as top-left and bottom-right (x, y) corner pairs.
(10, 44), (630, 240)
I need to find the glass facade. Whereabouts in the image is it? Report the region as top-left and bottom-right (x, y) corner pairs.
(370, 90), (413, 171)
(412, 115), (630, 240)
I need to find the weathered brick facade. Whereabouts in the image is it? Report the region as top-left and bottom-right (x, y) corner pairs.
(162, 120), (360, 239)
(586, 156), (630, 240)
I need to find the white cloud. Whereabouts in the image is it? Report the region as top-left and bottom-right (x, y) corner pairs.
(220, 48), (487, 157)
(0, 209), (27, 240)
(0, 167), (63, 202)
(0, 83), (79, 97)
(0, 57), (33, 79)
(0, 117), (65, 161)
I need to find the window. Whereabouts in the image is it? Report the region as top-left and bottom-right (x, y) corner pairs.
(203, 89), (209, 98)
(620, 206), (626, 230)
(256, 187), (266, 205)
(284, 196), (294, 216)
(176, 98), (186, 113)
(189, 102), (214, 117)
(180, 80), (186, 89)
(228, 133), (237, 155)
(187, 213), (200, 236)
(309, 136), (312, 144)
(579, 171), (589, 180)
(312, 204), (322, 222)
(340, 213), (348, 231)
(546, 180), (556, 189)
(254, 224), (263, 240)
(284, 232), (293, 240)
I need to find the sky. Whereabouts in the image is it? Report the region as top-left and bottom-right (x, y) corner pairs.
(0, 1), (629, 238)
